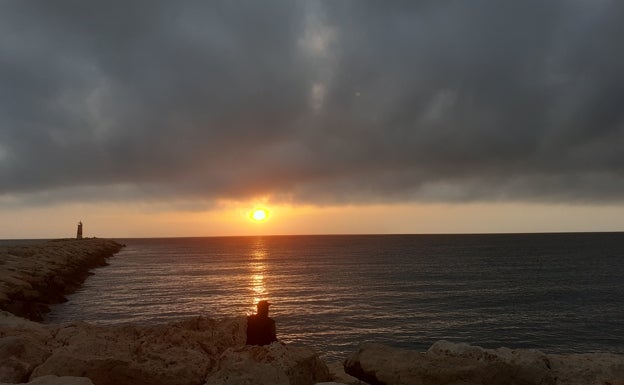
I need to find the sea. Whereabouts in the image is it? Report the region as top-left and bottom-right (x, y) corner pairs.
(43, 233), (624, 361)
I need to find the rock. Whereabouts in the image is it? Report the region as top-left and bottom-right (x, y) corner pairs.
(345, 341), (624, 385)
(344, 342), (554, 385)
(547, 352), (624, 385)
(31, 316), (247, 385)
(0, 335), (52, 383)
(0, 312), (57, 384)
(204, 342), (331, 385)
(427, 340), (555, 385)
(0, 311), (51, 333)
(326, 361), (362, 385)
(0, 374), (94, 385)
(2, 312), (330, 385)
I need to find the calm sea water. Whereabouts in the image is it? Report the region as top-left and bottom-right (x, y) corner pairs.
(45, 233), (624, 361)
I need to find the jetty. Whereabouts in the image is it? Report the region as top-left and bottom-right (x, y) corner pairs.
(0, 238), (123, 321)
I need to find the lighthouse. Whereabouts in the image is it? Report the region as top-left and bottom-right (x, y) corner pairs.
(77, 221), (83, 240)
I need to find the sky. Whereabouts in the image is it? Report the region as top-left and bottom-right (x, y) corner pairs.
(2, 1), (624, 238)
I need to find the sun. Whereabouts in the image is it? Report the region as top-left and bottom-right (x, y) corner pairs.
(250, 208), (269, 222)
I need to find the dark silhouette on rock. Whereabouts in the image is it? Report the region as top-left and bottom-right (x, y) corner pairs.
(246, 300), (277, 346)
(76, 221), (83, 239)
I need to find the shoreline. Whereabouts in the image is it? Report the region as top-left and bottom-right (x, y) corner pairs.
(0, 238), (124, 321)
(0, 238), (334, 385)
(1, 239), (624, 385)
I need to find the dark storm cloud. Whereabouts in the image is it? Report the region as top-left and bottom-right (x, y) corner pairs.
(1, 0), (623, 205)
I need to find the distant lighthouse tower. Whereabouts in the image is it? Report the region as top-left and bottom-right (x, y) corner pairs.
(77, 221), (83, 240)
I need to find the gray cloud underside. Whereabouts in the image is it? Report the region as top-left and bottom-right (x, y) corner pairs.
(1, 0), (623, 205)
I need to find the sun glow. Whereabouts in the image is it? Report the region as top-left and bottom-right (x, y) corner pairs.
(250, 208), (269, 222)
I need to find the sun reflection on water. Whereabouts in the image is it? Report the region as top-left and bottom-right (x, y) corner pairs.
(249, 238), (268, 314)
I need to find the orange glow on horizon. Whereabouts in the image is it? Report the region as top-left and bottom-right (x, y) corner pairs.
(6, 199), (624, 239)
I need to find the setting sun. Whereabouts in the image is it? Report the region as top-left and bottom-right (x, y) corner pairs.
(250, 208), (269, 222)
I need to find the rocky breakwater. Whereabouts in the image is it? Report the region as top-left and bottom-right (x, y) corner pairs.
(0, 238), (124, 321)
(344, 341), (624, 385)
(0, 238), (332, 385)
(0, 312), (330, 385)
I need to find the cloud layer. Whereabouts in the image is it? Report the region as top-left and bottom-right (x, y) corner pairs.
(2, 0), (624, 206)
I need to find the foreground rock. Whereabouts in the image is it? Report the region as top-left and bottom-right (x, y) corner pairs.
(0, 239), (124, 321)
(0, 312), (330, 385)
(344, 341), (624, 385)
(325, 361), (361, 385)
(205, 342), (330, 385)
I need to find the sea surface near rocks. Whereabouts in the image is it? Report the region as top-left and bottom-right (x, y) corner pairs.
(43, 233), (624, 361)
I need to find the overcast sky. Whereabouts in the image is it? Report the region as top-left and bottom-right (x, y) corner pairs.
(2, 0), (624, 214)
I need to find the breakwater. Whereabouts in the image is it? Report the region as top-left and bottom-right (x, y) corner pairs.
(1, 237), (623, 385)
(0, 238), (124, 321)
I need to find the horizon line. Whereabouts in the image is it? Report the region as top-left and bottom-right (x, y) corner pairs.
(3, 230), (624, 241)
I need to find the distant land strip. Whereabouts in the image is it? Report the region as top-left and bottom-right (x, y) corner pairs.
(0, 238), (124, 321)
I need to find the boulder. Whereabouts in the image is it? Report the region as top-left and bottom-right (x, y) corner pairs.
(204, 342), (331, 385)
(427, 340), (555, 385)
(344, 342), (556, 385)
(325, 361), (362, 385)
(0, 335), (52, 383)
(345, 341), (624, 385)
(0, 312), (56, 384)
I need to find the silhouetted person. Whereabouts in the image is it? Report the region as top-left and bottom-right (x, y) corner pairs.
(246, 300), (277, 345)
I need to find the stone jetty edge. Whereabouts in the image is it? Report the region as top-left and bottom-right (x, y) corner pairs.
(0, 238), (124, 321)
(2, 239), (624, 385)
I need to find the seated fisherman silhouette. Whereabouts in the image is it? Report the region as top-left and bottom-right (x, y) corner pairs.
(246, 300), (277, 345)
